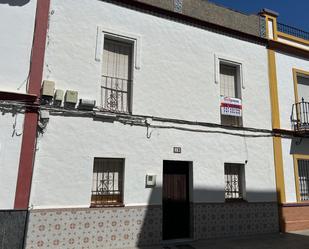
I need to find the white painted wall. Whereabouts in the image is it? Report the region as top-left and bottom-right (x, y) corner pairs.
(0, 0), (37, 93)
(43, 0), (271, 129)
(276, 52), (309, 203)
(0, 113), (24, 209)
(0, 0), (36, 209)
(30, 116), (276, 208)
(29, 0), (276, 208)
(281, 138), (297, 203)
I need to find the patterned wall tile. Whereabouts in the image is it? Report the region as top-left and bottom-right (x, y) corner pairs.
(25, 206), (162, 249)
(25, 202), (278, 249)
(193, 202), (279, 240)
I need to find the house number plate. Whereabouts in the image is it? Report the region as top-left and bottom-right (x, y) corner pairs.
(173, 147), (181, 153)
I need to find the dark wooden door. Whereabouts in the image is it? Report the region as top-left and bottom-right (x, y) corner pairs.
(163, 161), (190, 240)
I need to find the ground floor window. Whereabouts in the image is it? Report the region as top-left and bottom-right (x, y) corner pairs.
(224, 163), (245, 200)
(297, 159), (309, 201)
(91, 158), (124, 207)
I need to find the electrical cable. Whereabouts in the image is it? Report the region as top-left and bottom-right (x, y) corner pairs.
(0, 100), (293, 139)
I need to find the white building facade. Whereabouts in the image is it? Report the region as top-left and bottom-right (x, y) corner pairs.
(23, 1), (279, 248)
(0, 1), (38, 248)
(0, 0), (37, 210)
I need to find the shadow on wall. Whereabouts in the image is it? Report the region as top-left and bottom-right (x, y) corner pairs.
(137, 186), (280, 247)
(0, 0), (30, 6)
(0, 210), (27, 249)
(22, 161), (282, 248)
(24, 186), (283, 248)
(290, 138), (309, 155)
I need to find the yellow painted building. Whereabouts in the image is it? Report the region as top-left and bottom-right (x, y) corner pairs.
(261, 9), (309, 231)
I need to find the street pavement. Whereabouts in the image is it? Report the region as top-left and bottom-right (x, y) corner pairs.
(143, 231), (309, 249)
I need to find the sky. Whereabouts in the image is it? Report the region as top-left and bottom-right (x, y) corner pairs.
(209, 0), (309, 31)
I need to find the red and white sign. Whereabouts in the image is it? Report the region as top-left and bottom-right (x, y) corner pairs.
(220, 96), (242, 117)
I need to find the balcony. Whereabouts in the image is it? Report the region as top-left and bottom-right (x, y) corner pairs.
(277, 22), (309, 41)
(101, 75), (131, 113)
(291, 99), (309, 133)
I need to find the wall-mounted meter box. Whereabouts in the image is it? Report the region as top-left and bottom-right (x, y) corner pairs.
(54, 89), (64, 102)
(145, 174), (156, 188)
(42, 80), (55, 97)
(65, 90), (78, 104)
(78, 99), (96, 110)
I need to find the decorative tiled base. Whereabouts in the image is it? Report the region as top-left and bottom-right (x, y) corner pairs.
(25, 202), (278, 249)
(25, 206), (162, 249)
(194, 202), (279, 239)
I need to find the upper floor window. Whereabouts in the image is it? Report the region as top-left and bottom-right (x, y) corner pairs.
(296, 73), (309, 103)
(291, 69), (309, 132)
(220, 62), (243, 127)
(101, 38), (133, 113)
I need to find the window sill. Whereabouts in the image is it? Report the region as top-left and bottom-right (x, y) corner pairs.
(281, 202), (309, 207)
(225, 198), (247, 203)
(221, 123), (244, 128)
(90, 204), (125, 208)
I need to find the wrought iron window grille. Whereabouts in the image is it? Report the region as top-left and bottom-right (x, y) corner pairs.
(91, 158), (124, 207)
(291, 98), (309, 132)
(298, 159), (309, 201)
(224, 163), (245, 200)
(101, 75), (132, 113)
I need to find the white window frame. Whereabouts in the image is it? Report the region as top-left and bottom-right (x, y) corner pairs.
(96, 27), (141, 113)
(214, 54), (245, 90)
(95, 26), (141, 70)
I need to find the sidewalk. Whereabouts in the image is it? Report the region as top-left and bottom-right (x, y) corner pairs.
(144, 231), (309, 249)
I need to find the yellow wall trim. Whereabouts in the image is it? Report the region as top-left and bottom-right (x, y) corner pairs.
(267, 49), (286, 203)
(293, 68), (309, 104)
(278, 31), (309, 46)
(261, 12), (308, 53)
(273, 137), (286, 203)
(262, 14), (278, 40)
(268, 50), (281, 129)
(293, 154), (309, 203)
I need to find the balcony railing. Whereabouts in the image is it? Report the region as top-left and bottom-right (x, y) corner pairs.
(291, 98), (309, 132)
(101, 75), (131, 113)
(277, 22), (309, 41)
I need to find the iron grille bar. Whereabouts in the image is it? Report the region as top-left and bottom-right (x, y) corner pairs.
(101, 75), (131, 113)
(91, 158), (124, 206)
(101, 86), (128, 94)
(277, 22), (309, 41)
(291, 99), (309, 132)
(224, 163), (244, 200)
(101, 75), (130, 81)
(298, 159), (309, 201)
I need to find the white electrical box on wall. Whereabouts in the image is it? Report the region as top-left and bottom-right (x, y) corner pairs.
(145, 174), (156, 188)
(54, 89), (64, 101)
(42, 80), (55, 97)
(65, 90), (78, 104)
